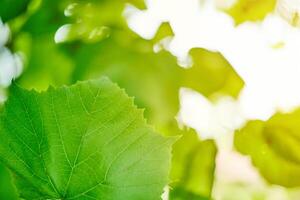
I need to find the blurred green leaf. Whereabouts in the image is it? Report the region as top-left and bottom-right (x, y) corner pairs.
(0, 0), (31, 22)
(151, 22), (174, 44)
(0, 78), (174, 199)
(235, 109), (300, 187)
(169, 186), (210, 200)
(0, 164), (18, 200)
(170, 129), (217, 199)
(10, 0), (74, 90)
(21, 0), (69, 35)
(265, 110), (300, 164)
(127, 0), (146, 9)
(51, 0), (145, 43)
(183, 48), (244, 99)
(16, 34), (74, 91)
(226, 0), (276, 25)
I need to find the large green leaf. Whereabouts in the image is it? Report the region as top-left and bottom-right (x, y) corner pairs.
(0, 78), (174, 199)
(170, 130), (217, 199)
(235, 109), (300, 187)
(226, 0), (276, 24)
(0, 164), (18, 200)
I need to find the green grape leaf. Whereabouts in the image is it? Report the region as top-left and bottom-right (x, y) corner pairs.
(0, 164), (18, 200)
(170, 129), (217, 199)
(226, 0), (276, 24)
(235, 109), (300, 187)
(0, 78), (174, 199)
(0, 0), (31, 22)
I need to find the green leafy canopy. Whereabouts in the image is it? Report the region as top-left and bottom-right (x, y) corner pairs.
(0, 78), (175, 199)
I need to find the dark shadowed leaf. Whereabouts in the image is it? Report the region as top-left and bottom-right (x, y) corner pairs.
(0, 0), (31, 22)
